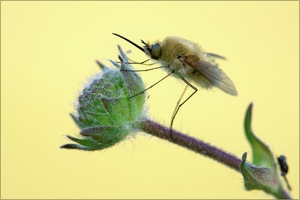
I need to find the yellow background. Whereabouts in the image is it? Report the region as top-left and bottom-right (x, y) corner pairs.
(1, 1), (299, 199)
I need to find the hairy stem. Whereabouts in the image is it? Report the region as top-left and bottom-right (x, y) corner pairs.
(139, 118), (241, 172)
(138, 118), (292, 199)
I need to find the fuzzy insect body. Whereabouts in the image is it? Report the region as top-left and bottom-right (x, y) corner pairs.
(147, 36), (237, 96)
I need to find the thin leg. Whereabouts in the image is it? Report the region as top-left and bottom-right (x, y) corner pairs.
(171, 85), (189, 121)
(121, 66), (166, 72)
(118, 58), (155, 66)
(283, 176), (292, 191)
(130, 70), (174, 99)
(170, 76), (198, 138)
(128, 58), (155, 66)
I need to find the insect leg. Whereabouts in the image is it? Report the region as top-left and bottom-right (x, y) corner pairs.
(171, 85), (189, 122)
(117, 58), (155, 66)
(283, 176), (292, 191)
(121, 66), (167, 72)
(170, 76), (198, 137)
(129, 70), (174, 99)
(128, 58), (155, 66)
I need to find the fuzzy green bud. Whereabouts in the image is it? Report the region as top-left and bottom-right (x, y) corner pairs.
(61, 46), (145, 150)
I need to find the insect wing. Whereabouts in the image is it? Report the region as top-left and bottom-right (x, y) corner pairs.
(185, 55), (238, 96)
(207, 53), (226, 60)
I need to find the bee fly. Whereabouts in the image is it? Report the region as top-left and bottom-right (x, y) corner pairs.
(113, 33), (238, 137)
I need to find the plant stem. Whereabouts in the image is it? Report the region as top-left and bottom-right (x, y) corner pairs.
(139, 118), (241, 172)
(139, 118), (292, 199)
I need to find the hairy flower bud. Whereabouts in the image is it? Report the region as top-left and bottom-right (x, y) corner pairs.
(61, 46), (145, 150)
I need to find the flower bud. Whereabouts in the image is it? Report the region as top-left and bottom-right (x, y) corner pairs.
(61, 46), (145, 150)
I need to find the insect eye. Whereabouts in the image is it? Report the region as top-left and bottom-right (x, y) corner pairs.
(151, 44), (161, 59)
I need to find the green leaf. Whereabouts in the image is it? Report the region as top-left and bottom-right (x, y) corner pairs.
(240, 103), (288, 198)
(244, 103), (275, 168)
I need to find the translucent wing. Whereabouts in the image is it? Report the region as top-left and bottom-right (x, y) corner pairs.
(207, 53), (226, 60)
(184, 55), (238, 96)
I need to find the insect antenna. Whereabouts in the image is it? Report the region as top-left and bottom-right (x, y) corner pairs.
(112, 33), (145, 53)
(140, 39), (151, 51)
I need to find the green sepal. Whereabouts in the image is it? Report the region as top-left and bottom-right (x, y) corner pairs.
(60, 135), (100, 151)
(61, 124), (135, 151)
(80, 124), (132, 145)
(244, 103), (275, 168)
(240, 103), (286, 198)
